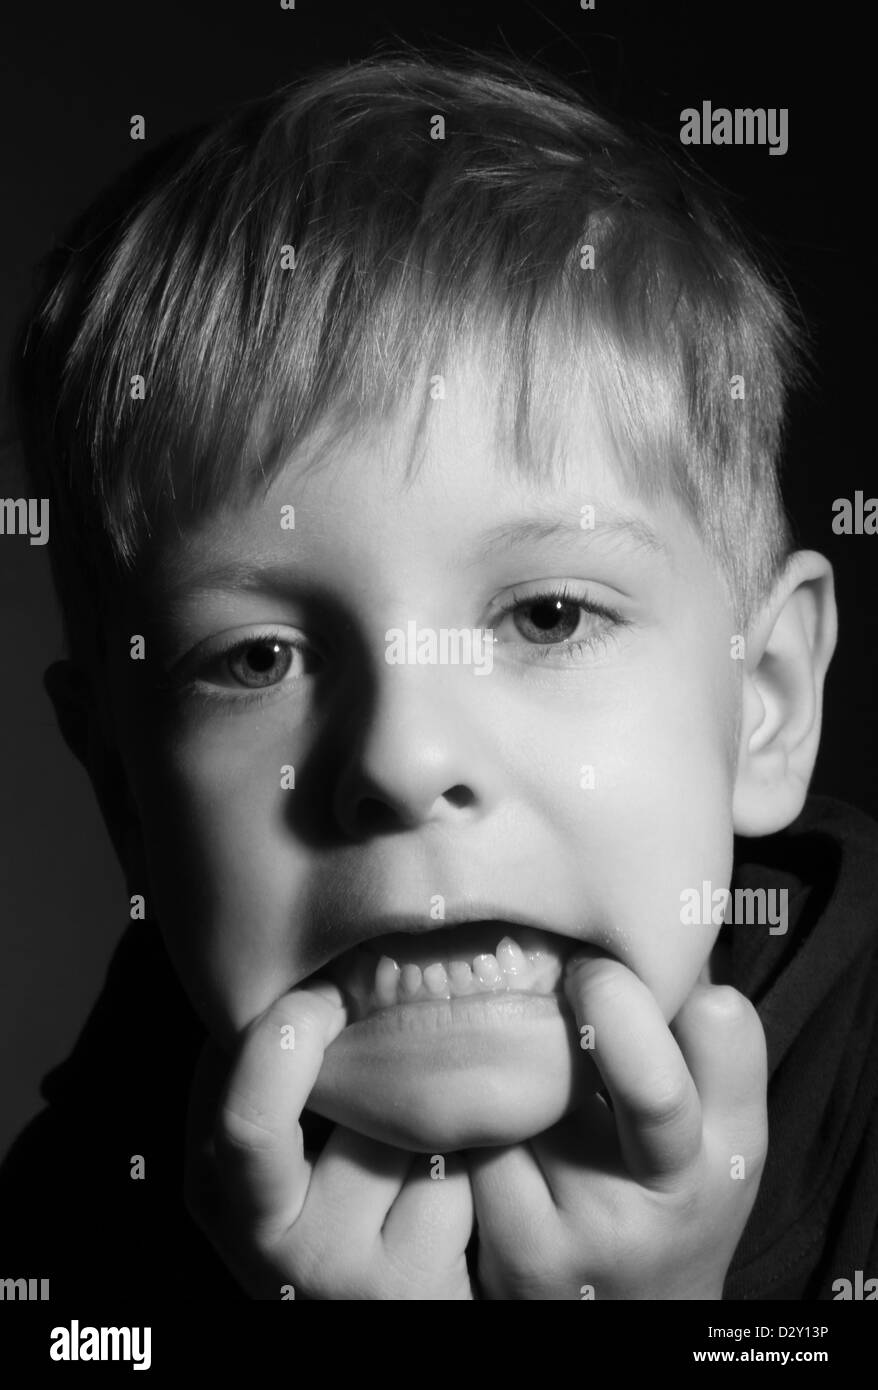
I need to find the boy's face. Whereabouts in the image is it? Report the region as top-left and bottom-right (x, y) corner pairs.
(106, 366), (742, 1152)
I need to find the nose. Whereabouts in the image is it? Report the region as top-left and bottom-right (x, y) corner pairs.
(333, 663), (497, 838)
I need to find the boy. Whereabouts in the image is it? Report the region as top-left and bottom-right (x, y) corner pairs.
(2, 53), (876, 1301)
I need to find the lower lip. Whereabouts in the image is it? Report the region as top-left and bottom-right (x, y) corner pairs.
(310, 987), (587, 1147)
(335, 988), (563, 1042)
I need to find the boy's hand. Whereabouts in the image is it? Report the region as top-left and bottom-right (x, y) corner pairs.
(469, 953), (768, 1300)
(184, 983), (474, 1299)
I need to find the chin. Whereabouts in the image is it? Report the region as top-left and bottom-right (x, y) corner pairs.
(306, 991), (596, 1151)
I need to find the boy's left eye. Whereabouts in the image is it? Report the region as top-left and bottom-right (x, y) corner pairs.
(492, 584), (625, 662)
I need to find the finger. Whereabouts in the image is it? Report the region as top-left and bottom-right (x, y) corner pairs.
(564, 952), (702, 1185)
(468, 1144), (557, 1258)
(467, 1093), (618, 1231)
(213, 982), (347, 1241)
(185, 1035), (295, 1294)
(298, 1124), (413, 1248)
(672, 984), (767, 1159)
(380, 1151), (474, 1272)
(526, 1092), (622, 1210)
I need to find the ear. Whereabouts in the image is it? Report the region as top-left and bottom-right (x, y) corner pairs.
(43, 659), (149, 893)
(732, 550), (837, 837)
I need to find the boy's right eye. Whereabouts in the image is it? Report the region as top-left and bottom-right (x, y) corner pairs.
(198, 632), (314, 690)
(159, 626), (320, 707)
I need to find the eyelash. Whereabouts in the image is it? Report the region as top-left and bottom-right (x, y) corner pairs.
(173, 586), (627, 712)
(496, 584), (626, 662)
(165, 629), (305, 715)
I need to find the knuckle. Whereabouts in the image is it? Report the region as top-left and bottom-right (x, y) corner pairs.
(724, 998), (769, 1077)
(701, 984), (752, 1022)
(579, 958), (630, 1010)
(636, 1070), (694, 1131)
(217, 1092), (284, 1154)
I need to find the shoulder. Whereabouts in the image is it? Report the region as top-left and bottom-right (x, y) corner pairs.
(0, 921), (246, 1299)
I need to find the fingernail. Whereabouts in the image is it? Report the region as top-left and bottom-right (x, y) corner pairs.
(305, 979), (346, 1012)
(564, 946), (605, 977)
(563, 948), (607, 1007)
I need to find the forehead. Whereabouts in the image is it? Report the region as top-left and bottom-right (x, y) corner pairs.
(143, 359), (700, 599)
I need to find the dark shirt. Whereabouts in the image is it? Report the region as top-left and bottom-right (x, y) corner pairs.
(1, 795), (877, 1300)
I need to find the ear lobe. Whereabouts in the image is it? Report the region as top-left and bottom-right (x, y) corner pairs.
(732, 551), (837, 837)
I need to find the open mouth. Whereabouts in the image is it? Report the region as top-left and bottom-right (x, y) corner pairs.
(322, 920), (578, 1023)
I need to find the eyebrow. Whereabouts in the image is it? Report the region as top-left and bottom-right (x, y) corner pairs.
(470, 508), (671, 565)
(156, 555), (309, 603)
(157, 504), (670, 601)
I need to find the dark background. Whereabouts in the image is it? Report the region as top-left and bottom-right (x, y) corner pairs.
(0, 1), (869, 1158)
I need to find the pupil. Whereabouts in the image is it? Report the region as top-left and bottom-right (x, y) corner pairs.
(531, 600), (563, 631)
(246, 641), (279, 672)
(515, 597), (581, 645)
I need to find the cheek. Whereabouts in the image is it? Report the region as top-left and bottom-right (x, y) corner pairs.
(130, 741), (310, 1040)
(626, 748), (734, 1012)
(547, 663), (735, 1015)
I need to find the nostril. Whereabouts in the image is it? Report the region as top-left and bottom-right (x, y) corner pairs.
(444, 785), (475, 809)
(338, 781), (479, 839)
